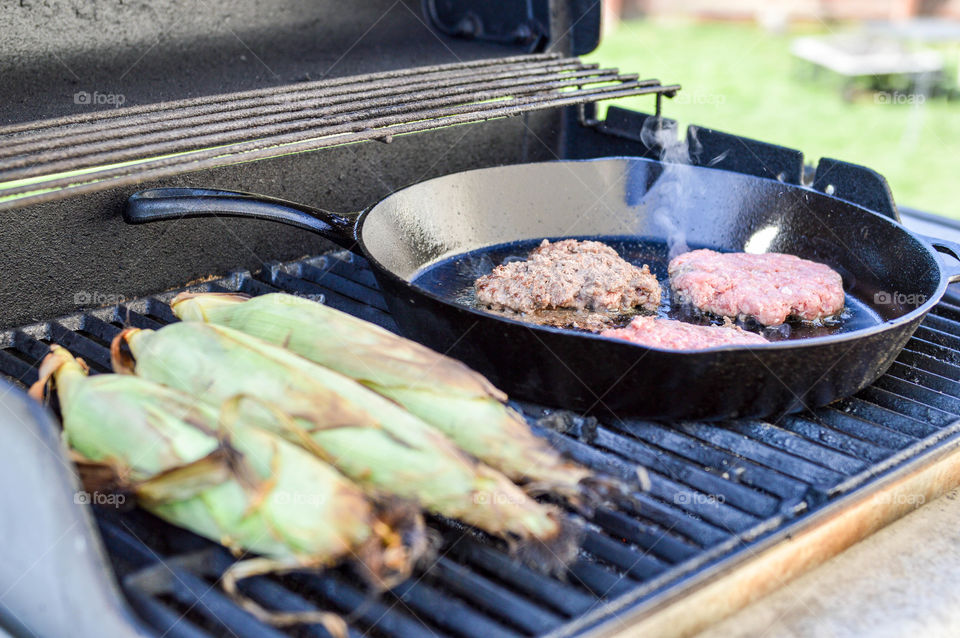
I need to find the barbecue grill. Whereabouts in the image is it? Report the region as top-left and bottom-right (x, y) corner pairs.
(3, 2), (960, 637)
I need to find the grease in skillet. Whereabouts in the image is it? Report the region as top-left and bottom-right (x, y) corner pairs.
(412, 237), (878, 342)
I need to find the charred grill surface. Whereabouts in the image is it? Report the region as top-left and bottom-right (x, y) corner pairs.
(3, 250), (960, 637)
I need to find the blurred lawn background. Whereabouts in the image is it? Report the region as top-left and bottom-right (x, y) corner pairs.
(586, 19), (960, 218)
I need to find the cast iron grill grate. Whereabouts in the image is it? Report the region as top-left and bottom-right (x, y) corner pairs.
(0, 54), (679, 212)
(3, 250), (960, 637)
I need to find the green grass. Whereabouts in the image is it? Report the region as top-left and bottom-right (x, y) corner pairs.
(586, 19), (960, 219)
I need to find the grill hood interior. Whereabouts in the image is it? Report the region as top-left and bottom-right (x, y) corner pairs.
(0, 0), (619, 327)
(0, 0), (601, 126)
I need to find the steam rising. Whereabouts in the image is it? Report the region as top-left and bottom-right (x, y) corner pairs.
(640, 117), (703, 260)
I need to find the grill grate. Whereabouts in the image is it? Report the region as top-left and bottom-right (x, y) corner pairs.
(4, 250), (960, 637)
(0, 54), (679, 211)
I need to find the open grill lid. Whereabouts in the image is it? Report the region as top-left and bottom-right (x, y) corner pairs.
(0, 1), (602, 126)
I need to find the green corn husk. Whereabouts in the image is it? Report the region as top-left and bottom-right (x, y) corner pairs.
(30, 346), (423, 632)
(111, 321), (574, 556)
(170, 292), (597, 500)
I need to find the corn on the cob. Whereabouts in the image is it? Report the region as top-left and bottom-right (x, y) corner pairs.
(111, 322), (573, 555)
(170, 292), (597, 500)
(30, 346), (422, 632)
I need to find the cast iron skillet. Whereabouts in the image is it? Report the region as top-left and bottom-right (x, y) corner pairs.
(125, 157), (960, 420)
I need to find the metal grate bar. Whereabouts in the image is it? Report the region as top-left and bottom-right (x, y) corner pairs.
(889, 360), (960, 400)
(141, 568), (292, 638)
(924, 312), (960, 335)
(302, 257), (381, 290)
(283, 573), (449, 638)
(273, 269), (390, 314)
(875, 373), (960, 415)
(589, 509), (700, 564)
(0, 54), (561, 136)
(0, 58), (590, 160)
(427, 558), (563, 635)
(122, 588), (212, 638)
(777, 415), (892, 463)
(0, 67), (626, 179)
(387, 578), (520, 638)
(49, 323), (113, 371)
(906, 338), (960, 368)
(721, 420), (868, 474)
(912, 327), (960, 358)
(859, 384), (958, 426)
(532, 427), (756, 534)
(565, 560), (635, 599)
(0, 350), (35, 384)
(580, 531), (670, 580)
(897, 348), (960, 383)
(816, 407), (921, 452)
(671, 423), (848, 489)
(589, 427), (780, 518)
(231, 578), (352, 638)
(446, 541), (597, 616)
(933, 303), (960, 323)
(603, 420), (811, 502)
(0, 81), (667, 206)
(0, 55), (679, 211)
(833, 396), (937, 437)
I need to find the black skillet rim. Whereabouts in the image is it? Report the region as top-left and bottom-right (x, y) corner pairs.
(355, 156), (950, 355)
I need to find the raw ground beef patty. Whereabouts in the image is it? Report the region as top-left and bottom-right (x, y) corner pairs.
(668, 249), (845, 326)
(601, 316), (768, 350)
(474, 239), (661, 314)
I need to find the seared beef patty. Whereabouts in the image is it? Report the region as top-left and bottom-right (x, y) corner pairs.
(668, 249), (844, 326)
(474, 239), (661, 314)
(601, 316), (768, 350)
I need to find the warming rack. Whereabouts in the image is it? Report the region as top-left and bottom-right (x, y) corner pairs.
(0, 53), (679, 211)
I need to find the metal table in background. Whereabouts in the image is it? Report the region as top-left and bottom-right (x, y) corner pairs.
(791, 32), (944, 99)
(866, 18), (960, 88)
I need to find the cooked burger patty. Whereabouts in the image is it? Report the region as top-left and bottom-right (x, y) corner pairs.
(474, 239), (661, 314)
(668, 249), (844, 326)
(601, 316), (768, 350)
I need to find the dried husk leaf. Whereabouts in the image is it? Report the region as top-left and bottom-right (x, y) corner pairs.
(114, 322), (573, 553)
(171, 292), (600, 503)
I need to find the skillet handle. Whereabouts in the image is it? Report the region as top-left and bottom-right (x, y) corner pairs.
(124, 188), (361, 250)
(923, 235), (960, 284)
